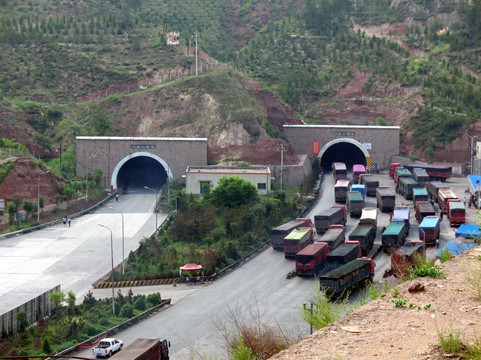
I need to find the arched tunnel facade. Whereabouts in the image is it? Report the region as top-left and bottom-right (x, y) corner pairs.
(111, 152), (172, 192)
(318, 139), (370, 172)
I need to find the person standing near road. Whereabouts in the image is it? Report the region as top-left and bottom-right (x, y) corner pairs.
(68, 217), (71, 227)
(436, 238), (440, 249)
(116, 194), (119, 202)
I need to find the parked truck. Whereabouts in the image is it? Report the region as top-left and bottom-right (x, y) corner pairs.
(468, 174), (481, 208)
(360, 174), (379, 196)
(348, 225), (375, 256)
(412, 168), (430, 186)
(283, 227), (314, 258)
(269, 218), (312, 250)
(332, 162), (347, 181)
(351, 184), (366, 197)
(393, 205), (410, 233)
(325, 240), (362, 272)
(397, 177), (419, 200)
(390, 240), (425, 276)
(382, 220), (408, 253)
(352, 164), (366, 183)
(438, 188), (458, 214)
(314, 206), (347, 234)
(376, 187), (395, 213)
(359, 207), (378, 231)
(415, 201), (436, 223)
(427, 181), (446, 202)
(419, 216), (441, 246)
(295, 242), (330, 276)
(318, 225), (345, 252)
(404, 164), (452, 182)
(394, 168), (412, 185)
(319, 258), (375, 297)
(447, 201), (465, 227)
(413, 187), (429, 205)
(110, 338), (170, 360)
(389, 163), (402, 178)
(334, 179), (350, 203)
(347, 191), (364, 217)
(93, 338), (124, 358)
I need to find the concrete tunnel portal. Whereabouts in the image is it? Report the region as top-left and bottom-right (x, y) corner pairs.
(318, 139), (369, 171)
(111, 152), (172, 192)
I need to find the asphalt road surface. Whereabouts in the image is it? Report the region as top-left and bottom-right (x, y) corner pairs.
(0, 189), (165, 315)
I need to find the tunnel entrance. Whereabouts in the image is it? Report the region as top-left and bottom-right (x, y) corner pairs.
(111, 152), (172, 192)
(318, 139), (368, 171)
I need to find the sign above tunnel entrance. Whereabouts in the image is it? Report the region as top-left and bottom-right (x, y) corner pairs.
(362, 143), (372, 150)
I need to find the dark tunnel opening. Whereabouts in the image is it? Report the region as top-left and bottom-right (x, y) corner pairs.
(116, 156), (167, 191)
(321, 142), (366, 171)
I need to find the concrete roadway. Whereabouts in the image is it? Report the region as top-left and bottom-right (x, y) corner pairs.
(0, 190), (165, 315)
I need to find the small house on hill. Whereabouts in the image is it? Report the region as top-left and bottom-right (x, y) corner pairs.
(184, 166), (272, 195)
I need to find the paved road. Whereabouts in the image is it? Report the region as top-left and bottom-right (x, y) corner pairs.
(0, 190), (165, 314)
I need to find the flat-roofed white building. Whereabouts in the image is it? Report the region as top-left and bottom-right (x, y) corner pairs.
(185, 166), (272, 195)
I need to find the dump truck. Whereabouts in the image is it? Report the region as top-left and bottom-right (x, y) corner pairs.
(397, 177), (419, 200)
(352, 164), (366, 183)
(419, 216), (441, 246)
(404, 164), (452, 182)
(348, 225), (375, 256)
(415, 201), (436, 223)
(319, 258), (375, 297)
(314, 205), (347, 234)
(347, 191), (365, 217)
(334, 179), (350, 203)
(412, 168), (430, 186)
(359, 207), (378, 231)
(376, 186), (395, 213)
(351, 184), (366, 197)
(427, 181), (446, 202)
(413, 187), (429, 205)
(332, 162), (347, 181)
(283, 227), (314, 258)
(295, 242), (330, 276)
(382, 220), (408, 253)
(360, 174), (379, 196)
(390, 240), (425, 276)
(318, 225), (345, 252)
(468, 174), (481, 208)
(110, 338), (170, 360)
(394, 168), (412, 185)
(447, 201), (465, 227)
(389, 163), (402, 178)
(393, 205), (410, 233)
(269, 218), (312, 250)
(438, 188), (458, 214)
(325, 240), (361, 272)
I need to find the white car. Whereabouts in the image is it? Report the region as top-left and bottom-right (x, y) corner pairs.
(92, 338), (123, 358)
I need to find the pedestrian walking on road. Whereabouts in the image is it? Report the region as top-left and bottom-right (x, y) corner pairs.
(436, 238), (440, 249)
(440, 211), (444, 221)
(68, 217), (71, 227)
(116, 194), (119, 202)
(62, 216), (67, 226)
(389, 212), (393, 221)
(464, 197), (467, 206)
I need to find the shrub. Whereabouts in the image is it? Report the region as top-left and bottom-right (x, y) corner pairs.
(42, 338), (52, 354)
(465, 264), (481, 301)
(146, 293), (161, 307)
(134, 297), (146, 311)
(119, 303), (134, 318)
(439, 248), (453, 263)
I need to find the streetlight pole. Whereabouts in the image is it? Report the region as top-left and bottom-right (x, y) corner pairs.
(109, 207), (125, 275)
(37, 171), (50, 223)
(280, 143), (285, 190)
(303, 301), (314, 335)
(98, 224), (115, 315)
(464, 134), (481, 175)
(194, 32), (198, 76)
(144, 186), (158, 238)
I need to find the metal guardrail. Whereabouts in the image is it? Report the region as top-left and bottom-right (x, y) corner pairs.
(53, 298), (172, 358)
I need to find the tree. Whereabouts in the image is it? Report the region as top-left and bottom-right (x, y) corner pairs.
(90, 106), (112, 135)
(211, 176), (259, 208)
(7, 201), (17, 226)
(22, 198), (36, 220)
(49, 291), (66, 309)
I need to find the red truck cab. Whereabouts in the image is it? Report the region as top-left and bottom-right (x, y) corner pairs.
(389, 163), (401, 178)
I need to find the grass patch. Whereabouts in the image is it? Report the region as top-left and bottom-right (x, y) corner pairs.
(465, 264), (481, 301)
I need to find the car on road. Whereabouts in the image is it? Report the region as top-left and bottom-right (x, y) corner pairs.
(92, 338), (124, 358)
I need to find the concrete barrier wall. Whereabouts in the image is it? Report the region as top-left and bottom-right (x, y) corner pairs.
(0, 285), (60, 335)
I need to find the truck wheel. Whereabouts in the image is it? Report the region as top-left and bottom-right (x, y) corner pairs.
(109, 351), (112, 357)
(119, 344), (123, 351)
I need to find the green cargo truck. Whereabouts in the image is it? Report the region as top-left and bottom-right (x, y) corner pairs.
(397, 177), (419, 200)
(319, 259), (375, 297)
(283, 228), (313, 258)
(347, 191), (364, 217)
(413, 187), (429, 205)
(349, 225), (375, 256)
(382, 220), (408, 253)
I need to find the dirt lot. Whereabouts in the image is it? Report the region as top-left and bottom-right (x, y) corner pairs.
(270, 245), (481, 360)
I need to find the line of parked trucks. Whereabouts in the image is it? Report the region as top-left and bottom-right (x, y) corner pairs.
(268, 161), (464, 294)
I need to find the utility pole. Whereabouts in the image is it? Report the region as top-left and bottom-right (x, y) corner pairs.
(280, 143), (285, 190)
(194, 32), (198, 76)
